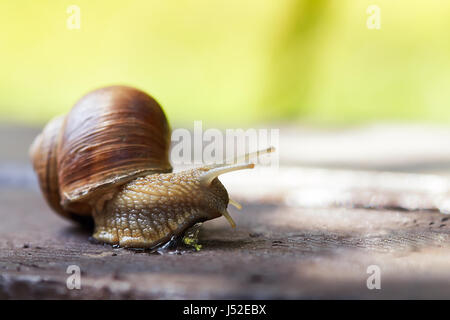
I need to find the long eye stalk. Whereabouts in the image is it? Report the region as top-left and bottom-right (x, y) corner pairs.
(199, 146), (275, 229)
(199, 146), (275, 186)
(228, 146), (275, 164)
(200, 163), (255, 186)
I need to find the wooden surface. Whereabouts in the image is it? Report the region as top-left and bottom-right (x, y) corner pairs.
(2, 123), (450, 299)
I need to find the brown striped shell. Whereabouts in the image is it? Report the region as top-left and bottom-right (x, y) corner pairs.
(30, 86), (172, 221)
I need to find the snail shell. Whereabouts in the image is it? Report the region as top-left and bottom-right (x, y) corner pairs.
(30, 86), (172, 222)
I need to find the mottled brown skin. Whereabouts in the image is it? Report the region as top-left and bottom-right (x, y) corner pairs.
(92, 167), (229, 248)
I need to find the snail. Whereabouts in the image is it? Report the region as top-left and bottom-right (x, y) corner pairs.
(29, 85), (273, 249)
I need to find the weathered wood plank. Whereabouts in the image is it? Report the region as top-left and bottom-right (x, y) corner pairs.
(2, 183), (450, 299)
(3, 124), (450, 299)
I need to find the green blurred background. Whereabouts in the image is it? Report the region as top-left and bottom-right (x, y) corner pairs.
(1, 0), (449, 127)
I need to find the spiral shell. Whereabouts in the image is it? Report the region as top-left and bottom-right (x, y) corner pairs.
(30, 85), (172, 221)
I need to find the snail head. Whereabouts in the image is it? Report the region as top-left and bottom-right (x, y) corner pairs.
(196, 147), (275, 228)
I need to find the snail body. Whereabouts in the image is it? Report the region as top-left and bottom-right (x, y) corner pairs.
(94, 168), (229, 248)
(30, 85), (271, 248)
